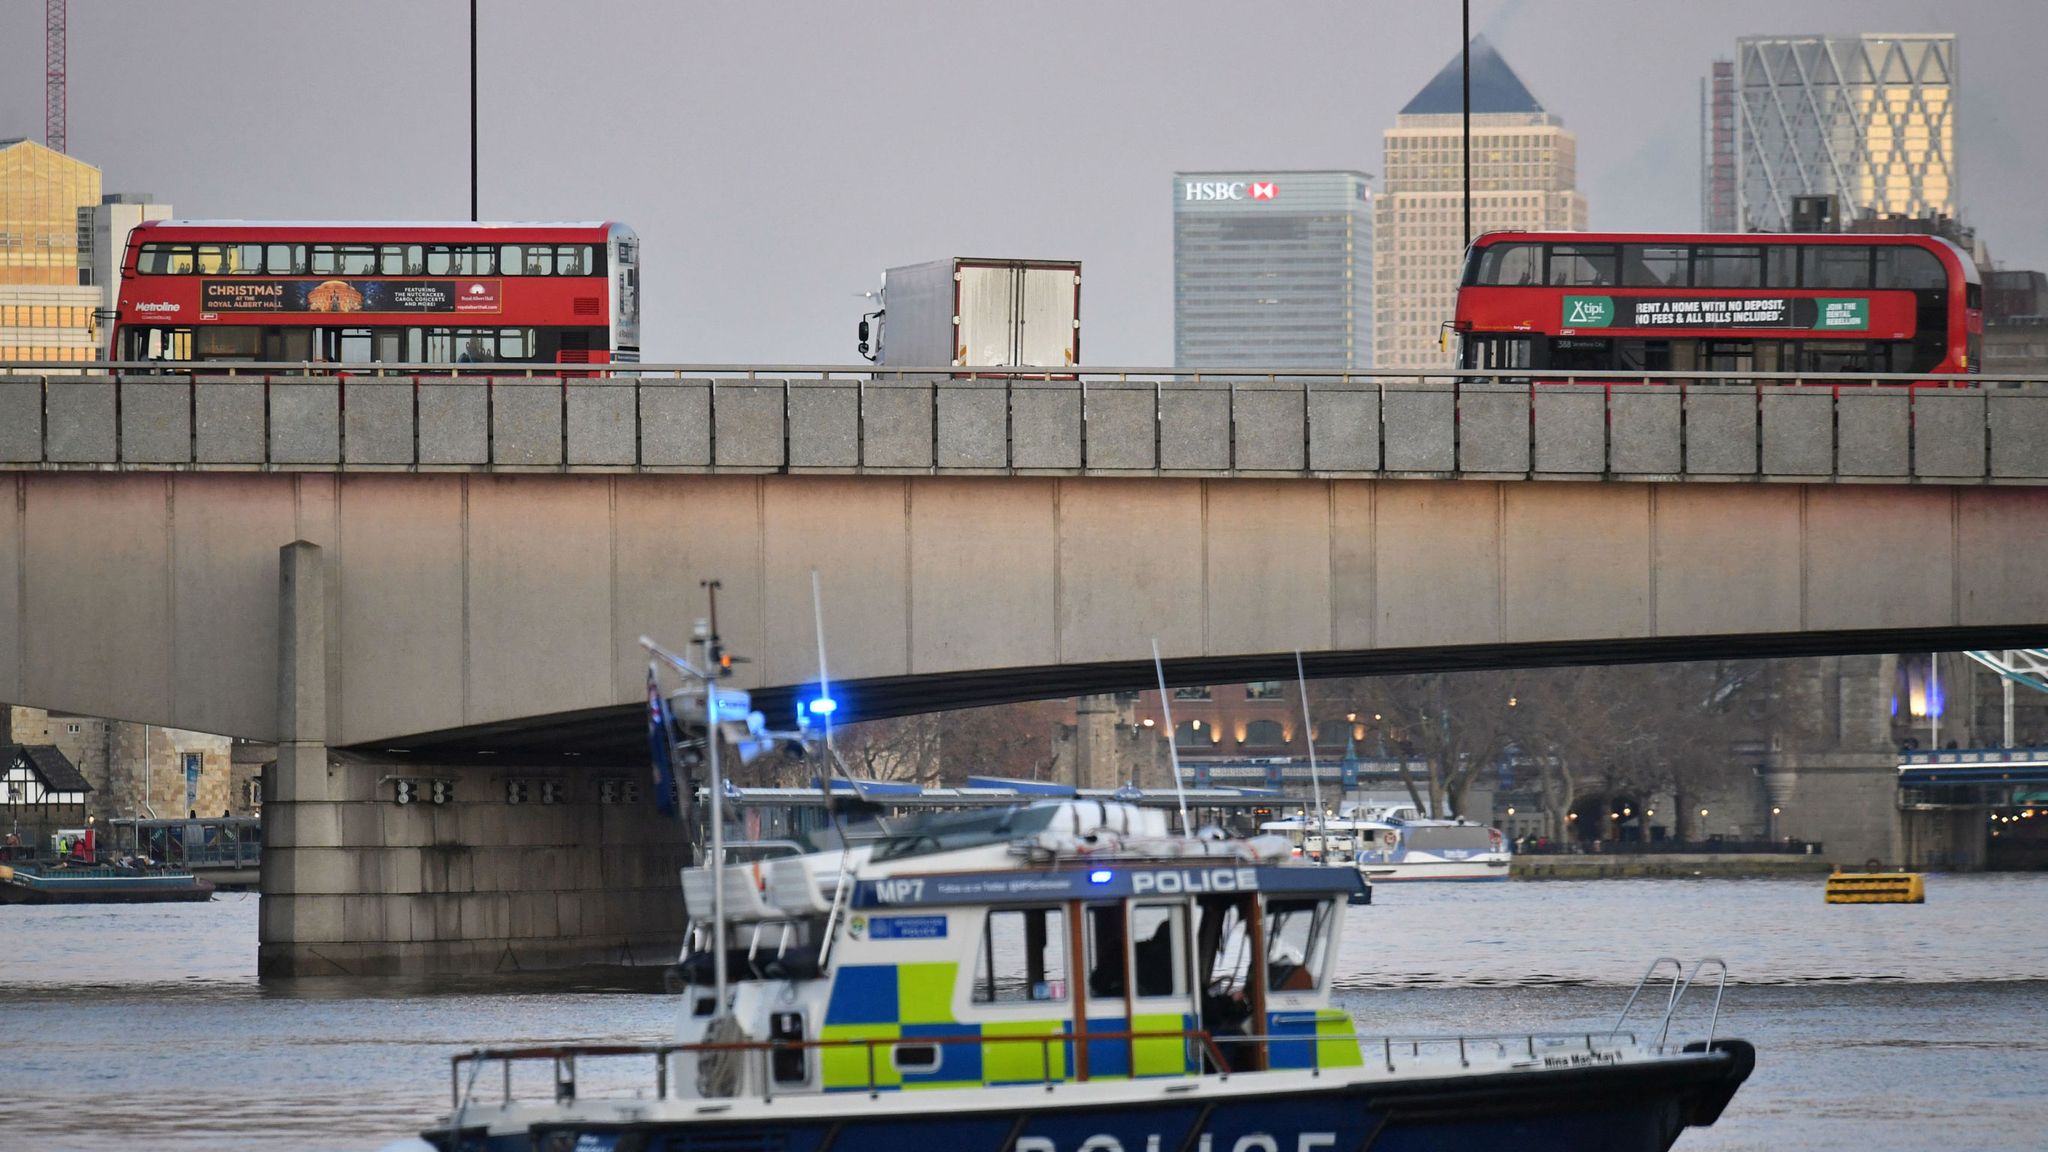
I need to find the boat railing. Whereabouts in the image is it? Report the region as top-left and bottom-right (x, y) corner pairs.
(445, 1025), (1653, 1116)
(1609, 956), (1729, 1053)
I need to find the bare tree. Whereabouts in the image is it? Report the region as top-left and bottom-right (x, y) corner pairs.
(1309, 671), (1518, 818)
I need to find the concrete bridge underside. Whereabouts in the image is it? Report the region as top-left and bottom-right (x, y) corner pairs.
(4, 471), (2047, 750)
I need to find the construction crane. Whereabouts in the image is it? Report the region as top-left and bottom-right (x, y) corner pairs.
(46, 0), (66, 154)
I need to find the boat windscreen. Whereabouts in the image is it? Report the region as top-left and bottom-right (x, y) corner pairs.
(868, 805), (1063, 861)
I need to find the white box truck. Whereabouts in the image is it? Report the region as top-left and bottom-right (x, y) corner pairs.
(868, 258), (1081, 369)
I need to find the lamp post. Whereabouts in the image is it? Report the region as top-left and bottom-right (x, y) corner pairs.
(1461, 0), (1471, 247)
(470, 0), (479, 222)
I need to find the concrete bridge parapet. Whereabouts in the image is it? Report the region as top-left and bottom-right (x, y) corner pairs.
(3, 367), (2046, 483)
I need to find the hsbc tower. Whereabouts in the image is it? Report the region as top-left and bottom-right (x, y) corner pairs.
(1173, 170), (1372, 370)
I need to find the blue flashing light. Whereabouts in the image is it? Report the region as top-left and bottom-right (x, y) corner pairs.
(1088, 869), (1113, 884)
(807, 697), (838, 716)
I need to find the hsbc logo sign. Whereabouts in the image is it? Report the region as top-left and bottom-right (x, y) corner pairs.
(1184, 180), (1280, 202)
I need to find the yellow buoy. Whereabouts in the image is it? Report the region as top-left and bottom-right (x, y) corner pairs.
(1824, 871), (1925, 904)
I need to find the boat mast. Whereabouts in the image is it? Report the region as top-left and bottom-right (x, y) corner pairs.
(1152, 639), (1192, 834)
(1295, 651), (1328, 860)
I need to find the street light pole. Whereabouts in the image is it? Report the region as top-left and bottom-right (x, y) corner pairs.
(469, 0), (479, 222)
(1461, 0), (1471, 247)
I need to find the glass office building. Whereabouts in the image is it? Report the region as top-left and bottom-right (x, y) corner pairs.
(1731, 35), (1958, 232)
(1173, 170), (1372, 370)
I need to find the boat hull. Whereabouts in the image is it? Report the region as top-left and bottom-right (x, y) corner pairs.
(429, 1043), (1752, 1152)
(0, 865), (214, 904)
(1355, 858), (1512, 882)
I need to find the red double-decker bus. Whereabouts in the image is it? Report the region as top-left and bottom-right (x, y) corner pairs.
(110, 220), (640, 368)
(1453, 231), (1980, 380)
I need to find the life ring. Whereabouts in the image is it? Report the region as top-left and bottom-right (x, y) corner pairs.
(1381, 830), (1399, 848)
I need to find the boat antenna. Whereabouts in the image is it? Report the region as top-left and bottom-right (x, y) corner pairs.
(1295, 650), (1328, 862)
(1152, 639), (1192, 835)
(810, 570), (838, 764)
(809, 569), (848, 836)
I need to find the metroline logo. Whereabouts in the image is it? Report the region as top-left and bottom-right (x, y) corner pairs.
(1184, 180), (1280, 202)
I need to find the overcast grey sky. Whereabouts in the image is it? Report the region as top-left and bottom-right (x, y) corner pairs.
(3, 1), (2040, 363)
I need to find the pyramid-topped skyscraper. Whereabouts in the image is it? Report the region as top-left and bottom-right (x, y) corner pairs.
(1372, 36), (1587, 369)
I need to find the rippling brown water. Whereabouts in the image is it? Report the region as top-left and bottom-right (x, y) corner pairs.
(2, 876), (2044, 1151)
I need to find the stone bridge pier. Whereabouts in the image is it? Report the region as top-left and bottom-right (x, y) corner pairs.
(259, 542), (686, 979)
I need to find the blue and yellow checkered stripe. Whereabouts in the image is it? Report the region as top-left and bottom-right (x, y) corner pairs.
(1266, 1008), (1364, 1070)
(820, 963), (1198, 1090)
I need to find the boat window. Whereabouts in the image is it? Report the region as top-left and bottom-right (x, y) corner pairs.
(973, 906), (1067, 1003)
(1085, 904), (1127, 998)
(1402, 825), (1500, 853)
(1264, 898), (1332, 993)
(872, 804), (1063, 862)
(892, 1044), (940, 1073)
(1196, 896), (1254, 995)
(1131, 903), (1187, 998)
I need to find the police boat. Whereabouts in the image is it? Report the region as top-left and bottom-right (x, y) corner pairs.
(425, 795), (1751, 1152)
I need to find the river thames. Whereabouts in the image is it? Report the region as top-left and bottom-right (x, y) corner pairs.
(3, 875), (2044, 1151)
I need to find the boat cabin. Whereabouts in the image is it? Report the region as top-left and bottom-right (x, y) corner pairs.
(673, 801), (1367, 1096)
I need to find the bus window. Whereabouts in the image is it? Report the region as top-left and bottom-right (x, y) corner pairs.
(1875, 246), (1947, 290)
(523, 246), (555, 276)
(137, 244), (179, 274)
(195, 245), (229, 274)
(378, 245), (407, 275)
(263, 328), (313, 363)
(1462, 334), (1532, 371)
(404, 245), (425, 275)
(1702, 340), (1754, 377)
(1547, 244), (1617, 287)
(1765, 246), (1799, 288)
(1621, 245), (1690, 288)
(1615, 340), (1673, 373)
(331, 328), (376, 364)
(1548, 337), (1611, 372)
(195, 326), (260, 360)
(310, 245), (339, 275)
(498, 246), (523, 276)
(556, 246), (584, 276)
(1474, 242), (1541, 286)
(499, 328), (532, 359)
(1800, 341), (1886, 376)
(266, 244), (304, 275)
(1804, 246), (1872, 289)
(339, 246), (378, 276)
(454, 246), (494, 276)
(426, 246), (454, 275)
(233, 244), (264, 274)
(1695, 246), (1763, 289)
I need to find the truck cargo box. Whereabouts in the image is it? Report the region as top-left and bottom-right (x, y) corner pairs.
(874, 258), (1080, 369)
